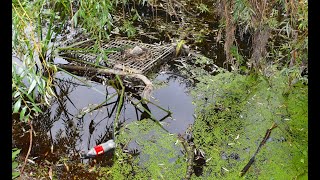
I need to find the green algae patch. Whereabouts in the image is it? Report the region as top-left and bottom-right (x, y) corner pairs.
(102, 119), (187, 180)
(191, 69), (308, 179)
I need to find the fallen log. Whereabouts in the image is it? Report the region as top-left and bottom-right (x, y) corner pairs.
(56, 64), (153, 100)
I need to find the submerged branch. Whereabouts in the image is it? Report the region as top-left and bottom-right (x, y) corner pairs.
(56, 64), (153, 100)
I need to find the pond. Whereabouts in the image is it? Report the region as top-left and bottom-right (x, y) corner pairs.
(12, 0), (308, 179)
(13, 56), (198, 178)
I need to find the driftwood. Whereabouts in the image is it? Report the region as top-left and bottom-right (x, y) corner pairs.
(57, 64), (153, 99)
(240, 123), (278, 177)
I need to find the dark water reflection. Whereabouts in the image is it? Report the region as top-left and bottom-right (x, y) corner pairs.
(151, 74), (195, 133)
(12, 66), (195, 177)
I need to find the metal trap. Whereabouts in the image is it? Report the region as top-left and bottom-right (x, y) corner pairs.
(58, 38), (176, 74)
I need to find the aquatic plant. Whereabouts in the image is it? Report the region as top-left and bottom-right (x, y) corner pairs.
(12, 0), (308, 179)
(104, 119), (187, 179)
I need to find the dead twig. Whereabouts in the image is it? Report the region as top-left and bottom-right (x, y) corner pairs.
(240, 123), (277, 177)
(20, 120), (33, 178)
(178, 134), (195, 180)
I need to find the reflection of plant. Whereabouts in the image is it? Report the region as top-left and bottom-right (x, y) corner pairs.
(12, 148), (21, 179)
(196, 3), (209, 13)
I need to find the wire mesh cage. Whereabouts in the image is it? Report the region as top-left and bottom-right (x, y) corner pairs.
(58, 39), (175, 74)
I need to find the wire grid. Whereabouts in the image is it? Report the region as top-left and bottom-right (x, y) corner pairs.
(58, 39), (175, 74)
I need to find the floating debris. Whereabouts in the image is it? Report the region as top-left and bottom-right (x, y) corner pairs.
(81, 139), (116, 159)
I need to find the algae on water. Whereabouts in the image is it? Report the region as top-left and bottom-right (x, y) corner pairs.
(191, 68), (308, 179)
(104, 119), (187, 180)
(98, 67), (307, 179)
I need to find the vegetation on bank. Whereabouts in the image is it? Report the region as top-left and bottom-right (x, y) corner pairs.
(12, 0), (307, 179)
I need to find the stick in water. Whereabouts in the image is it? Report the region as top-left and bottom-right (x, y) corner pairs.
(240, 123), (277, 177)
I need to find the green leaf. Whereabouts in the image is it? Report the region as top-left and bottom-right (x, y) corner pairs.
(13, 99), (21, 113)
(31, 106), (41, 113)
(12, 171), (20, 179)
(20, 107), (27, 121)
(23, 114), (30, 123)
(12, 149), (20, 160)
(13, 91), (20, 98)
(18, 88), (37, 104)
(32, 104), (42, 113)
(12, 162), (18, 169)
(27, 80), (37, 94)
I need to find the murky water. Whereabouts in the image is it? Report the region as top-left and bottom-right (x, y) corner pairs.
(49, 70), (195, 150)
(12, 2), (230, 177)
(12, 59), (196, 176)
(151, 74), (195, 133)
(12, 0), (309, 178)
